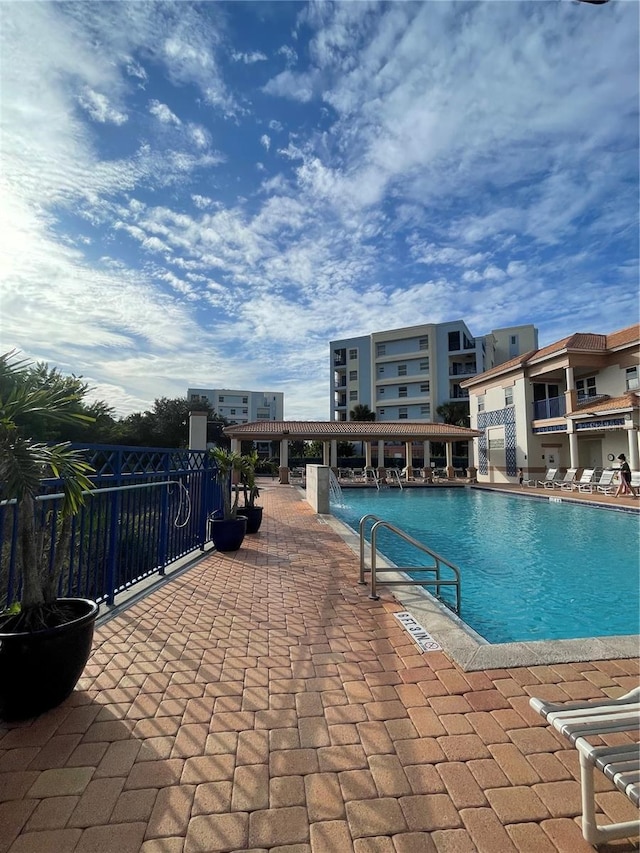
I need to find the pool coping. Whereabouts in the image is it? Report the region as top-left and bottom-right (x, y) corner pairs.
(321, 512), (640, 672)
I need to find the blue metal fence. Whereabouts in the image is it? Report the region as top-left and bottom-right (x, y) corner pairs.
(0, 445), (223, 609)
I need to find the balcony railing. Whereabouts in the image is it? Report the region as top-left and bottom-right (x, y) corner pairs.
(533, 396), (566, 420)
(450, 365), (477, 376)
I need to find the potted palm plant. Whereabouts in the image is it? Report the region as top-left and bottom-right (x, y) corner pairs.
(237, 449), (263, 534)
(208, 447), (247, 551)
(0, 351), (98, 720)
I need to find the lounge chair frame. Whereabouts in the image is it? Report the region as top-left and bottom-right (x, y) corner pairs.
(530, 688), (640, 846)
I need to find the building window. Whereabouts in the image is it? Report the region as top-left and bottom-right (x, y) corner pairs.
(242, 397), (248, 404)
(349, 348), (358, 359)
(478, 395), (485, 412)
(379, 387), (385, 396)
(378, 366), (385, 375)
(398, 364), (407, 376)
(242, 409), (248, 414)
(510, 335), (517, 345)
(399, 408), (408, 419)
(230, 409), (236, 415)
(419, 359), (429, 371)
(379, 408), (385, 415)
(376, 343), (386, 357)
(218, 396), (224, 402)
(626, 366), (639, 390)
(505, 387), (514, 406)
(398, 386), (408, 398)
(349, 391), (357, 400)
(420, 405), (431, 416)
(349, 370), (358, 380)
(576, 377), (597, 399)
(420, 382), (430, 394)
(448, 331), (461, 351)
(419, 336), (429, 350)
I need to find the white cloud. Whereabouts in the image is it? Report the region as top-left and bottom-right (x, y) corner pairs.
(260, 134), (271, 151)
(78, 88), (128, 125)
(149, 99), (181, 125)
(231, 50), (267, 64)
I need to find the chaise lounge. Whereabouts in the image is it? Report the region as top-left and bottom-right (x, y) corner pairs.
(530, 688), (640, 846)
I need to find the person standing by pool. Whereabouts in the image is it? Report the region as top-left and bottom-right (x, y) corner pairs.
(614, 453), (637, 497)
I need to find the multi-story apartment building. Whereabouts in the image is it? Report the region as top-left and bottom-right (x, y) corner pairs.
(461, 323), (640, 483)
(187, 388), (284, 425)
(330, 320), (538, 423)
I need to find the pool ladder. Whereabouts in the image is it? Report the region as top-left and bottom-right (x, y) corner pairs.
(359, 514), (461, 613)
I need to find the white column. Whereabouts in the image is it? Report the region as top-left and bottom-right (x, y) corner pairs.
(423, 440), (430, 469)
(230, 438), (240, 453)
(565, 365), (576, 415)
(405, 441), (413, 468)
(323, 441), (330, 465)
(364, 442), (372, 468)
(445, 442), (454, 477)
(378, 440), (385, 466)
(188, 410), (208, 450)
(628, 426), (640, 471)
(330, 440), (338, 468)
(467, 439), (475, 468)
(568, 427), (579, 469)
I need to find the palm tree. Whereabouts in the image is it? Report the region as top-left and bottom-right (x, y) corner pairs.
(0, 351), (95, 629)
(350, 403), (375, 421)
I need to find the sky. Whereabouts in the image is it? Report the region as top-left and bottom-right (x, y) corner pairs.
(1, 1), (638, 420)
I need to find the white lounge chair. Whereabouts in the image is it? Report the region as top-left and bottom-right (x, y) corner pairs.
(570, 468), (595, 491)
(552, 467), (578, 489)
(530, 688), (640, 846)
(535, 467), (559, 488)
(596, 468), (617, 495)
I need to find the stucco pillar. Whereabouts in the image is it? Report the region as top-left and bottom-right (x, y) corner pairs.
(279, 438), (289, 484)
(364, 442), (372, 468)
(564, 365), (576, 415)
(330, 440), (338, 468)
(377, 440), (385, 466)
(445, 442), (454, 479)
(323, 441), (330, 465)
(423, 440), (430, 469)
(405, 441), (413, 479)
(230, 438), (240, 453)
(627, 425), (640, 471)
(568, 427), (579, 469)
(188, 410), (208, 450)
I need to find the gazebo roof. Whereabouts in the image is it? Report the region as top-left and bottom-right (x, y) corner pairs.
(223, 420), (481, 441)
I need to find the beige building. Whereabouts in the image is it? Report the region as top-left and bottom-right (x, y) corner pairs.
(461, 324), (640, 483)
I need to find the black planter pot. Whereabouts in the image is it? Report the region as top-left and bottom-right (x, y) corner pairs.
(209, 516), (247, 552)
(0, 598), (99, 721)
(237, 506), (263, 534)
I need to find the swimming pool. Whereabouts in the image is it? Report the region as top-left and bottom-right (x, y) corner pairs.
(331, 489), (640, 644)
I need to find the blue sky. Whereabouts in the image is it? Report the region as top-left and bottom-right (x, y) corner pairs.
(2, 1), (638, 419)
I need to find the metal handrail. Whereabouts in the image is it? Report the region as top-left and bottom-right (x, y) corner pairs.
(358, 514), (461, 612)
(386, 469), (403, 490)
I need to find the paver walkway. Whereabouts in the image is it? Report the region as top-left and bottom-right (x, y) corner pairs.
(1, 484), (638, 853)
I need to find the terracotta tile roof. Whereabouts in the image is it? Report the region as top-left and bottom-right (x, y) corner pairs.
(224, 420), (481, 439)
(463, 323), (639, 387)
(568, 391), (640, 417)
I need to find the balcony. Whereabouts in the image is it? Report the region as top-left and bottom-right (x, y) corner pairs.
(533, 396), (566, 420)
(450, 364), (477, 376)
(333, 356), (346, 367)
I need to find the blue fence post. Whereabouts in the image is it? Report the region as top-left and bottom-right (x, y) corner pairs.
(158, 454), (170, 576)
(199, 452), (213, 550)
(105, 489), (120, 605)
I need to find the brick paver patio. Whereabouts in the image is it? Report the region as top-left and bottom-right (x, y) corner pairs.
(1, 483), (638, 852)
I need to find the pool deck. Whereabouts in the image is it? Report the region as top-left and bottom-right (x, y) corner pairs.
(1, 481), (638, 853)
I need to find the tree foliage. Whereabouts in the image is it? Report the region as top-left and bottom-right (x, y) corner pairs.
(350, 403), (375, 421)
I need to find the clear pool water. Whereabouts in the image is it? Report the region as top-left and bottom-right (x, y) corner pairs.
(331, 489), (640, 643)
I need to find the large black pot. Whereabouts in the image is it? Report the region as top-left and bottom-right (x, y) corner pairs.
(237, 506), (263, 534)
(209, 516), (247, 552)
(0, 598), (99, 721)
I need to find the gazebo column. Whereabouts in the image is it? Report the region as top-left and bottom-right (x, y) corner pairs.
(230, 438), (240, 453)
(364, 442), (372, 468)
(446, 442), (454, 479)
(422, 440), (431, 480)
(405, 441), (413, 479)
(377, 440), (386, 480)
(323, 441), (330, 466)
(467, 439), (477, 481)
(279, 438), (289, 484)
(330, 440), (338, 469)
